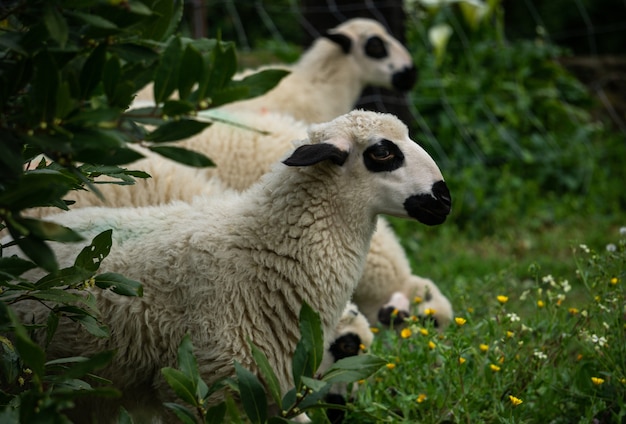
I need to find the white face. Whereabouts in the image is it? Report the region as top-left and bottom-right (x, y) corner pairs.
(284, 111), (451, 226)
(358, 136), (451, 224)
(335, 19), (417, 91)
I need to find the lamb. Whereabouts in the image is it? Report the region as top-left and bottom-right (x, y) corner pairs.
(134, 17), (416, 124)
(220, 17), (416, 124)
(26, 18), (450, 329)
(355, 219), (454, 328)
(6, 111), (451, 422)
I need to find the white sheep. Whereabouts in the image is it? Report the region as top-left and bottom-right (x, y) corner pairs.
(354, 218), (454, 328)
(221, 18), (416, 124)
(7, 111), (451, 422)
(134, 17), (416, 124)
(27, 18), (450, 330)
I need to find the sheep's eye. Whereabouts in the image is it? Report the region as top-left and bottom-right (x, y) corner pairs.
(369, 145), (393, 161)
(364, 36), (388, 59)
(363, 139), (405, 173)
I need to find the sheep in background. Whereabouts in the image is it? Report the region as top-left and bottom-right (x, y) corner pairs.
(221, 17), (416, 124)
(134, 17), (416, 124)
(5, 111), (451, 422)
(354, 219), (454, 328)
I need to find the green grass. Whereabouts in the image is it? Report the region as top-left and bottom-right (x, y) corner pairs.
(336, 213), (626, 423)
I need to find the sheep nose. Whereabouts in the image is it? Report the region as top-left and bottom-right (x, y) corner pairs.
(404, 180), (451, 226)
(392, 65), (418, 91)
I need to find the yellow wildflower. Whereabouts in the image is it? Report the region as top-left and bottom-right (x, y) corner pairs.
(386, 363), (396, 370)
(576, 354), (583, 361)
(497, 295), (509, 304)
(506, 331), (515, 338)
(428, 341), (436, 350)
(459, 357), (466, 365)
(479, 344), (489, 352)
(455, 317), (467, 326)
(424, 308), (436, 316)
(537, 300), (545, 308)
(591, 377), (604, 386)
(490, 364), (501, 372)
(568, 308), (579, 315)
(416, 393), (427, 403)
(419, 328), (429, 336)
(401, 328), (412, 339)
(611, 277), (619, 285)
(359, 344), (366, 351)
(414, 296), (423, 304)
(370, 327), (379, 334)
(509, 395), (523, 406)
(498, 356), (505, 364)
(467, 307), (474, 313)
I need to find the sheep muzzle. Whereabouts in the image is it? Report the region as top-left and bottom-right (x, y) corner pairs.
(403, 180), (451, 226)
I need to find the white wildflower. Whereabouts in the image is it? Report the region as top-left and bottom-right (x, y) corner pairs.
(606, 243), (616, 252)
(542, 274), (555, 285)
(579, 244), (590, 253)
(533, 350), (548, 360)
(507, 313), (520, 323)
(560, 280), (571, 293)
(590, 334), (607, 347)
(619, 226), (626, 236)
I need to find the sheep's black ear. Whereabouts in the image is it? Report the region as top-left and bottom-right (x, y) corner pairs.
(283, 143), (348, 167)
(322, 32), (352, 54)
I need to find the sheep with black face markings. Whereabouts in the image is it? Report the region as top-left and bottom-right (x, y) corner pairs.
(25, 18), (449, 331)
(5, 110), (451, 423)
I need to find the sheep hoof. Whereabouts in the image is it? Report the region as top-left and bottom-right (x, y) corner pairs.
(377, 306), (410, 326)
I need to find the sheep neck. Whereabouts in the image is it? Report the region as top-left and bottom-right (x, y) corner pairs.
(241, 165), (376, 334)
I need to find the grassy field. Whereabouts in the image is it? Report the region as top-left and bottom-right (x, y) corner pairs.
(330, 210), (626, 423)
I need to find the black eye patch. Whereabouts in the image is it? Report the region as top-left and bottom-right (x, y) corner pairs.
(363, 139), (404, 172)
(364, 35), (388, 59)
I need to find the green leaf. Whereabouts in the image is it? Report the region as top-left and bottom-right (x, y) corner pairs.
(178, 44), (204, 100)
(154, 37), (182, 103)
(18, 218), (84, 242)
(35, 267), (93, 290)
(299, 302), (324, 374)
(71, 313), (109, 338)
(74, 230), (113, 272)
(145, 119), (210, 143)
(46, 310), (59, 346)
(66, 11), (118, 30)
(4, 304), (45, 380)
(163, 403), (197, 424)
(321, 354), (386, 384)
(205, 402), (227, 424)
(0, 256), (37, 279)
(149, 145), (214, 168)
(161, 367), (198, 406)
(300, 376), (328, 392)
(9, 232), (58, 272)
(31, 51), (59, 123)
(233, 69), (290, 99)
(162, 100), (196, 117)
(117, 407), (133, 424)
(43, 3), (69, 47)
(80, 44), (107, 98)
(250, 340), (282, 408)
(234, 361), (267, 424)
(54, 351), (115, 379)
(174, 335), (209, 400)
(94, 273), (143, 297)
(0, 169), (74, 211)
(291, 302), (325, 388)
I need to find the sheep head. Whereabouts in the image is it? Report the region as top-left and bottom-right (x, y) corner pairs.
(322, 18), (417, 92)
(282, 110), (451, 226)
